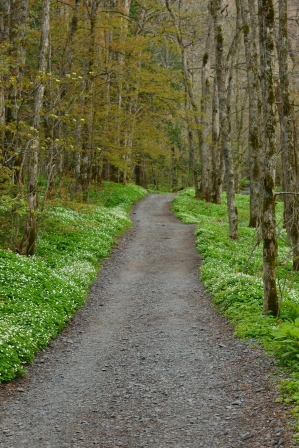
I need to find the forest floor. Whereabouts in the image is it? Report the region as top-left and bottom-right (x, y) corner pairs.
(0, 193), (297, 448)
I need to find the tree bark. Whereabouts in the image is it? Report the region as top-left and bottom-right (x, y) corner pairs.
(19, 0), (50, 255)
(212, 0), (238, 240)
(79, 0), (99, 202)
(277, 0), (299, 271)
(170, 147), (178, 191)
(2, 0), (28, 182)
(210, 79), (222, 204)
(182, 50), (199, 196)
(187, 122), (197, 194)
(238, 0), (263, 228)
(199, 11), (212, 202)
(0, 0), (8, 155)
(258, 0), (278, 315)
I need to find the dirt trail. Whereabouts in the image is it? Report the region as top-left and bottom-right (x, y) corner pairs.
(0, 194), (295, 447)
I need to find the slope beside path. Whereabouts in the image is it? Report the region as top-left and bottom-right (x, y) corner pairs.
(0, 194), (295, 447)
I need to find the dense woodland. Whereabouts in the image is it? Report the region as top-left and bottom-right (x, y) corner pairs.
(1, 0), (299, 315)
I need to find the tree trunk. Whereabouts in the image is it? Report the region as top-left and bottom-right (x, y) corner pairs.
(212, 0), (238, 240)
(277, 0), (299, 271)
(80, 121), (91, 203)
(74, 121), (82, 192)
(79, 1), (99, 202)
(2, 0), (28, 182)
(187, 122), (198, 195)
(171, 147), (178, 191)
(210, 79), (222, 204)
(19, 0), (50, 256)
(238, 0), (263, 228)
(234, 75), (247, 195)
(0, 0), (6, 153)
(182, 51), (199, 196)
(199, 11), (212, 201)
(258, 0), (278, 315)
(135, 161), (142, 186)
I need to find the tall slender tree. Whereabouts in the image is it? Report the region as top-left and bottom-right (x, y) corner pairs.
(199, 10), (212, 202)
(277, 0), (299, 271)
(19, 0), (50, 255)
(258, 0), (279, 315)
(210, 74), (222, 204)
(238, 0), (262, 228)
(212, 0), (238, 240)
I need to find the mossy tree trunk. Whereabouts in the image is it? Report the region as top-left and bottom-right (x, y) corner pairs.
(238, 0), (263, 228)
(210, 79), (222, 204)
(212, 0), (238, 240)
(199, 11), (212, 202)
(0, 0), (9, 162)
(277, 0), (299, 271)
(258, 0), (279, 316)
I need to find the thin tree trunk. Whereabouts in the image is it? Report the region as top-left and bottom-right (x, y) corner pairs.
(19, 0), (50, 255)
(277, 0), (299, 271)
(199, 11), (212, 201)
(187, 121), (198, 194)
(2, 0), (28, 182)
(238, 0), (262, 227)
(117, 0), (133, 182)
(0, 0), (6, 155)
(212, 0), (238, 240)
(210, 79), (222, 204)
(258, 0), (278, 315)
(171, 147), (178, 191)
(79, 1), (99, 202)
(234, 76), (247, 194)
(74, 120), (82, 192)
(182, 50), (199, 196)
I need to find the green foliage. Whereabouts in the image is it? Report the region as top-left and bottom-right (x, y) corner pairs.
(88, 182), (147, 210)
(0, 183), (147, 382)
(272, 319), (299, 367)
(0, 191), (27, 250)
(165, 120), (182, 147)
(280, 301), (299, 322)
(277, 372), (299, 437)
(271, 304), (299, 374)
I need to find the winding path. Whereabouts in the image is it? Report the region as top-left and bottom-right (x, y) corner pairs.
(0, 194), (294, 447)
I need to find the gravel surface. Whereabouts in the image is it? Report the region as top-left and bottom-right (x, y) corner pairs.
(0, 193), (297, 447)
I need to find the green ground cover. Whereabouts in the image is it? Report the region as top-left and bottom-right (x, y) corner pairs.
(172, 189), (299, 433)
(0, 183), (147, 382)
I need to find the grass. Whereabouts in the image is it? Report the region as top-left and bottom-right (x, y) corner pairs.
(0, 182), (147, 382)
(172, 188), (299, 435)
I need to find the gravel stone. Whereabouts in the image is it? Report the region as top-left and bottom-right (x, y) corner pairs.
(0, 194), (296, 447)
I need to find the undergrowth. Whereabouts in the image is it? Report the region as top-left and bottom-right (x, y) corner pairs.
(0, 183), (147, 382)
(172, 188), (299, 435)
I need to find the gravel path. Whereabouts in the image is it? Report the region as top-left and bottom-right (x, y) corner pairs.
(0, 194), (296, 447)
